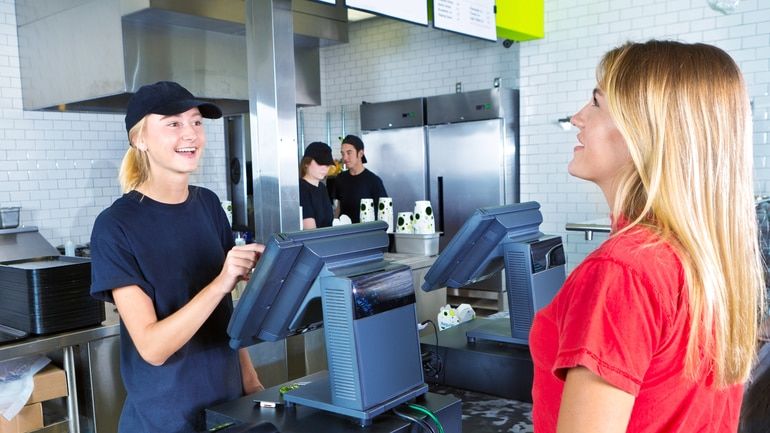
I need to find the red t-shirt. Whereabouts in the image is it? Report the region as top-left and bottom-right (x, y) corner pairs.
(530, 223), (743, 433)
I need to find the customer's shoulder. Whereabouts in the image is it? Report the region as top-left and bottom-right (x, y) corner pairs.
(589, 225), (682, 280)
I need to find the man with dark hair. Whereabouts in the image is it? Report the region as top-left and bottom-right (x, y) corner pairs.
(333, 134), (388, 224)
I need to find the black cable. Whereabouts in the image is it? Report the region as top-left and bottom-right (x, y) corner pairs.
(423, 319), (439, 350)
(420, 319), (443, 379)
(392, 406), (436, 433)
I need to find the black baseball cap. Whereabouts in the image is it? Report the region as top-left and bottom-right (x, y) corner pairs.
(125, 81), (222, 133)
(303, 141), (334, 166)
(341, 134), (367, 164)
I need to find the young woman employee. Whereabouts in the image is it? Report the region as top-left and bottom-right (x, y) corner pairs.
(299, 141), (335, 229)
(90, 81), (264, 433)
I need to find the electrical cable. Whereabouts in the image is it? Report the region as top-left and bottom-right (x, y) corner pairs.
(392, 406), (436, 433)
(420, 319), (444, 379)
(408, 404), (445, 433)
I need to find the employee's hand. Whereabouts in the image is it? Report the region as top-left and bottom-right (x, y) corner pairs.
(218, 243), (265, 290)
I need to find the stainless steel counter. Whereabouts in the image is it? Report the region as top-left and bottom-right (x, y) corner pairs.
(0, 321), (119, 361)
(0, 318), (120, 433)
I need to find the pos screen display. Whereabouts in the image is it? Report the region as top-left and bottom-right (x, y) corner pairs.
(422, 202), (543, 292)
(227, 221), (389, 349)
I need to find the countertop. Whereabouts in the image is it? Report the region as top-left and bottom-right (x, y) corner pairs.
(0, 253), (436, 360)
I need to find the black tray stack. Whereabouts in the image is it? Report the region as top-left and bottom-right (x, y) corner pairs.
(0, 227), (104, 335)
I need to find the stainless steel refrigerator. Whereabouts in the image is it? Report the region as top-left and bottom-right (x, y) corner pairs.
(360, 89), (519, 247)
(359, 89), (519, 300)
(360, 97), (428, 218)
(425, 89), (520, 251)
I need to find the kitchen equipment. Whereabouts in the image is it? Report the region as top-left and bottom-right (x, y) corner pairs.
(360, 89), (519, 250)
(361, 98), (428, 219)
(393, 233), (440, 256)
(0, 227), (104, 335)
(425, 88), (519, 250)
(0, 207), (20, 229)
(360, 89), (519, 298)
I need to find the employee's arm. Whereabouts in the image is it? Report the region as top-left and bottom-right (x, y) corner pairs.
(302, 218), (317, 230)
(112, 243), (264, 366)
(239, 348), (264, 394)
(556, 367), (635, 433)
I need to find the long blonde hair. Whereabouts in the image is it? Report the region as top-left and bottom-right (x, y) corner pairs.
(119, 117), (150, 193)
(599, 40), (765, 387)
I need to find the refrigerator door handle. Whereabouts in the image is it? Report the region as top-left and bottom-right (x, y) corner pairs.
(437, 176), (444, 235)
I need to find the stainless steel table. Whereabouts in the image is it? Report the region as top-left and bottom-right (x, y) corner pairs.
(0, 322), (120, 433)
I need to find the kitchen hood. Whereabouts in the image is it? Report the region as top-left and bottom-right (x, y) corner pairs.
(15, 0), (348, 114)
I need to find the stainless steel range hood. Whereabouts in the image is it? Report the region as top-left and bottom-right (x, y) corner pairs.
(15, 0), (347, 114)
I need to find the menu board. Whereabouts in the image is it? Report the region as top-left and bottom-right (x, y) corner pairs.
(433, 0), (497, 41)
(346, 0), (429, 26)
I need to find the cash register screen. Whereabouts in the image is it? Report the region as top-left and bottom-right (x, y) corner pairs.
(421, 202), (544, 292)
(227, 221), (389, 349)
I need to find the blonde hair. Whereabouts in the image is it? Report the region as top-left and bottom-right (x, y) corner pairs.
(599, 40), (765, 386)
(119, 117), (150, 193)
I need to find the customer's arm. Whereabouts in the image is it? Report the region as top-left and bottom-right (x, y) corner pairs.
(556, 366), (635, 433)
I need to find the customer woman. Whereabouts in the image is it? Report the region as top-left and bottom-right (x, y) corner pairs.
(530, 41), (765, 433)
(299, 141), (335, 229)
(90, 81), (264, 433)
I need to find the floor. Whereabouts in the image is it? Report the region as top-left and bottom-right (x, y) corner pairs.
(430, 385), (533, 433)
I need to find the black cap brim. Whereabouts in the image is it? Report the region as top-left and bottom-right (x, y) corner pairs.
(153, 99), (222, 119)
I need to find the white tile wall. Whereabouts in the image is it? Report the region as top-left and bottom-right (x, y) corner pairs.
(0, 0), (227, 248)
(2, 0), (769, 269)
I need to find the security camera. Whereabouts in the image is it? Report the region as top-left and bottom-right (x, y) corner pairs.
(502, 39), (514, 48)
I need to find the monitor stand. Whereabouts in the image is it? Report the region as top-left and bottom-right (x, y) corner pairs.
(283, 372), (429, 427)
(284, 263), (429, 427)
(466, 235), (566, 345)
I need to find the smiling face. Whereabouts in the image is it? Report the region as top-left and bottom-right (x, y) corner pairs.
(568, 88), (632, 201)
(341, 143), (364, 173)
(138, 107), (206, 180)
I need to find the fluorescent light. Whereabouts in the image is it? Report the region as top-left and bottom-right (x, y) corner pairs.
(347, 9), (377, 22)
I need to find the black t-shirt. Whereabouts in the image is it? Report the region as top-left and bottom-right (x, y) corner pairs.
(299, 179), (333, 228)
(333, 168), (388, 223)
(90, 186), (241, 433)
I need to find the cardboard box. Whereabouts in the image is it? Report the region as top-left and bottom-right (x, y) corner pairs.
(0, 403), (43, 433)
(27, 365), (68, 404)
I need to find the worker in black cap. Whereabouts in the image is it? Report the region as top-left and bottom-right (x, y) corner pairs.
(89, 81), (264, 433)
(300, 141), (335, 229)
(333, 134), (388, 223)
